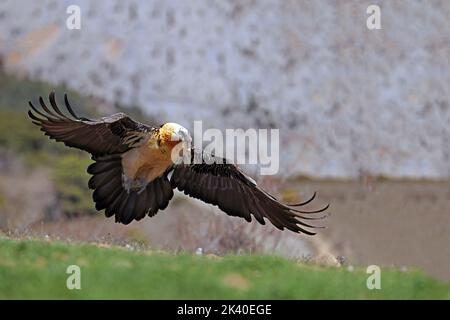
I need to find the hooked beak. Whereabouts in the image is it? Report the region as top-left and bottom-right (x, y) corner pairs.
(171, 128), (192, 145)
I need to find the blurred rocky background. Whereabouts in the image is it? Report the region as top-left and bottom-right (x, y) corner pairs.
(0, 0), (448, 178)
(0, 1), (449, 280)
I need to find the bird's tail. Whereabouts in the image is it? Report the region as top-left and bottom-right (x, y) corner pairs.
(87, 154), (173, 224)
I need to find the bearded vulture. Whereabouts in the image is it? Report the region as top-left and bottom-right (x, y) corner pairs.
(28, 92), (329, 235)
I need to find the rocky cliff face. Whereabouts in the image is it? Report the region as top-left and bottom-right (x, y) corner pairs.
(1, 0), (449, 178)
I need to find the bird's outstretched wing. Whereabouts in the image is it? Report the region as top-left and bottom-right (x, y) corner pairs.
(28, 92), (153, 156)
(28, 92), (172, 224)
(170, 149), (329, 235)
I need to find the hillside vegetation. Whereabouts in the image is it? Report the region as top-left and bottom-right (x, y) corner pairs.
(0, 237), (449, 299)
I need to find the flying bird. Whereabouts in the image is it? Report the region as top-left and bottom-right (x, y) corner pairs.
(28, 92), (329, 235)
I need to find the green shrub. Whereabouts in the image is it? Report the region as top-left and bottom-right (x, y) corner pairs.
(0, 110), (49, 152)
(52, 153), (95, 217)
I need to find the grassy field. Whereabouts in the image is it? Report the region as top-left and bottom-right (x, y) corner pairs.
(0, 237), (448, 299)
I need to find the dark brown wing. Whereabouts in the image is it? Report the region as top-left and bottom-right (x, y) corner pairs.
(28, 92), (153, 156)
(28, 92), (173, 224)
(170, 149), (329, 235)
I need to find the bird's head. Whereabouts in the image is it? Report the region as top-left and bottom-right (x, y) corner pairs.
(159, 122), (192, 148)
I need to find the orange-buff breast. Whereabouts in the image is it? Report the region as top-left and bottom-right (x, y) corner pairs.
(121, 135), (180, 183)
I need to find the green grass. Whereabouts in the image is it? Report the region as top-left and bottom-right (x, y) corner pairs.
(0, 237), (448, 299)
